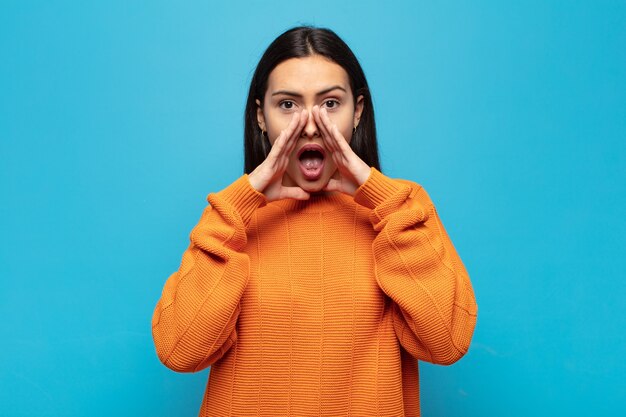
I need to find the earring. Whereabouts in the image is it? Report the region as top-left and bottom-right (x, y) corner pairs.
(260, 130), (269, 157)
(353, 126), (357, 134)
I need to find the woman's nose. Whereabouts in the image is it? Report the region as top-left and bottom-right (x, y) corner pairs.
(302, 106), (320, 138)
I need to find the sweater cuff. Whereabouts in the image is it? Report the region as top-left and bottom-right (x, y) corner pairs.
(353, 167), (405, 209)
(209, 174), (267, 227)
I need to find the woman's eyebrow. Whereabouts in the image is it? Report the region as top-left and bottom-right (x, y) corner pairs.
(271, 85), (347, 97)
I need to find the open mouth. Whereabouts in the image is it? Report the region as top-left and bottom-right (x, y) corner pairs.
(297, 144), (326, 181)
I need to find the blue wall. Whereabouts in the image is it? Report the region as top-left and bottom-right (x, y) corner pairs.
(1, 1), (624, 415)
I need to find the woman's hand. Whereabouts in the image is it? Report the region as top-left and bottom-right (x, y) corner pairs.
(312, 105), (371, 196)
(248, 110), (310, 202)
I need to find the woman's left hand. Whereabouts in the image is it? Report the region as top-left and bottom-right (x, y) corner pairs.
(312, 105), (371, 196)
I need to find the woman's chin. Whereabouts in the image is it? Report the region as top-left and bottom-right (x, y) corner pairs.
(285, 166), (336, 195)
(298, 180), (327, 194)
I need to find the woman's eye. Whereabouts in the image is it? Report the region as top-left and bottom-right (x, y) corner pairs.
(323, 99), (339, 109)
(279, 99), (338, 110)
(279, 100), (295, 110)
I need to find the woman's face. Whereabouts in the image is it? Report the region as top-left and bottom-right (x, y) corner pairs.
(256, 55), (364, 193)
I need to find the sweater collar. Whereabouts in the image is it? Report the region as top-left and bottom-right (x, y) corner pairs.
(269, 191), (355, 213)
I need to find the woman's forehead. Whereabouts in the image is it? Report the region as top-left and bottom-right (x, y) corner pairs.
(267, 56), (350, 95)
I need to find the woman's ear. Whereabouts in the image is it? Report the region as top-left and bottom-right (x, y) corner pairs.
(256, 99), (266, 131)
(354, 94), (364, 128)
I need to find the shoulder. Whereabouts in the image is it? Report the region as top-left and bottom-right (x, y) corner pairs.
(378, 174), (437, 210)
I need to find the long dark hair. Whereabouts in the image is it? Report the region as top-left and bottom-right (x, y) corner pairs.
(244, 25), (381, 174)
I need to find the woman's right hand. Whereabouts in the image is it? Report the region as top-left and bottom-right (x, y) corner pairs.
(248, 110), (310, 202)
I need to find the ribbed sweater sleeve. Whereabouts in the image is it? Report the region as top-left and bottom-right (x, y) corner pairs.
(151, 174), (267, 373)
(354, 167), (478, 365)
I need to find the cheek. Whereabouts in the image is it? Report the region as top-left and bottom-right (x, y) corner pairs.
(327, 111), (354, 139)
(266, 111), (293, 143)
(333, 121), (355, 145)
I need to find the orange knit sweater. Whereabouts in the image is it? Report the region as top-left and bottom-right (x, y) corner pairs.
(152, 167), (477, 417)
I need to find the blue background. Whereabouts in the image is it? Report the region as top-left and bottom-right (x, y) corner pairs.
(1, 1), (624, 415)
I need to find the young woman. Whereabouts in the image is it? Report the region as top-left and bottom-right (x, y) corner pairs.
(152, 25), (477, 416)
